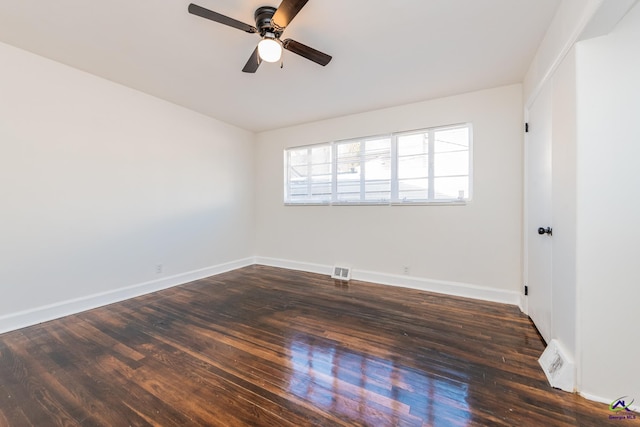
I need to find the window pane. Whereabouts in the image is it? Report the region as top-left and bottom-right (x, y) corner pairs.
(398, 155), (428, 179)
(434, 176), (469, 200)
(365, 180), (390, 201)
(308, 146), (331, 202)
(434, 127), (469, 153)
(310, 148), (331, 174)
(285, 145), (331, 203)
(336, 141), (361, 201)
(398, 178), (429, 201)
(335, 138), (391, 202)
(336, 182), (360, 201)
(289, 163), (308, 180)
(364, 138), (391, 201)
(398, 133), (428, 156)
(434, 151), (469, 177)
(289, 149), (308, 166)
(336, 141), (361, 173)
(398, 132), (429, 183)
(433, 126), (469, 199)
(365, 138), (390, 157)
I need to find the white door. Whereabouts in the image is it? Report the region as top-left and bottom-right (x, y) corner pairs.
(525, 83), (553, 343)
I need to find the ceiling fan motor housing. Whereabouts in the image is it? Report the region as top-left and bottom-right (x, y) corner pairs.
(254, 6), (279, 35)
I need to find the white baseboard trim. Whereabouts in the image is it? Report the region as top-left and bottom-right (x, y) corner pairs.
(0, 257), (254, 335)
(254, 256), (520, 306)
(253, 256), (332, 276)
(0, 256), (520, 335)
(519, 293), (528, 314)
(579, 391), (640, 413)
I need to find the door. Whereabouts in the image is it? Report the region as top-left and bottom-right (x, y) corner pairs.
(525, 82), (553, 343)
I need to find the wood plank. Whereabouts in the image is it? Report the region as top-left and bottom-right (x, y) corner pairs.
(0, 265), (614, 426)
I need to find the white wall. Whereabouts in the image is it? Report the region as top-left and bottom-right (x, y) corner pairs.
(523, 0), (601, 107)
(575, 2), (640, 404)
(0, 42), (255, 332)
(522, 0), (640, 403)
(551, 48), (578, 361)
(255, 85), (523, 303)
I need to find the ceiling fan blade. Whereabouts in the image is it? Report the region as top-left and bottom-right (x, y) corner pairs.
(272, 0), (309, 30)
(282, 39), (332, 66)
(188, 4), (257, 34)
(242, 47), (262, 73)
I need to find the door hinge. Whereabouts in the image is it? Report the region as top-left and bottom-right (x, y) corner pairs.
(525, 122), (529, 133)
(524, 285), (529, 296)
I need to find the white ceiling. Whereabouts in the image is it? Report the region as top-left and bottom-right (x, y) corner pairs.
(0, 0), (560, 132)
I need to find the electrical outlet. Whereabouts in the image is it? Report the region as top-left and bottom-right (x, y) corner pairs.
(156, 264), (163, 274)
(403, 266), (410, 275)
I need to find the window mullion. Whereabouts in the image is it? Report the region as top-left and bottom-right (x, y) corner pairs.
(428, 130), (435, 200)
(306, 147), (312, 198)
(331, 143), (337, 204)
(391, 135), (398, 202)
(285, 151), (290, 202)
(360, 140), (366, 201)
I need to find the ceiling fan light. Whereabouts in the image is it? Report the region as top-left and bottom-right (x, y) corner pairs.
(258, 36), (282, 63)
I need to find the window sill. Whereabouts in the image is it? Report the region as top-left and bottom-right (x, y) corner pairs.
(284, 200), (469, 207)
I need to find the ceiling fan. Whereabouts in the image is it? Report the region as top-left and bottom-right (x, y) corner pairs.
(188, 0), (332, 73)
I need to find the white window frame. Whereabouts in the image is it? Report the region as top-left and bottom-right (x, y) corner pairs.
(284, 143), (332, 205)
(284, 123), (472, 206)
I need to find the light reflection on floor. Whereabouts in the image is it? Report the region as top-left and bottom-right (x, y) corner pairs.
(287, 334), (471, 425)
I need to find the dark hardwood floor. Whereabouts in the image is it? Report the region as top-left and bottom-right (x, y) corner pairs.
(0, 265), (615, 426)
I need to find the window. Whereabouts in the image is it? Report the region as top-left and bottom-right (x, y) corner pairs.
(335, 137), (391, 202)
(285, 144), (332, 204)
(284, 123), (471, 205)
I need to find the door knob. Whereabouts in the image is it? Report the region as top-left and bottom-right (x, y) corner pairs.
(538, 227), (552, 236)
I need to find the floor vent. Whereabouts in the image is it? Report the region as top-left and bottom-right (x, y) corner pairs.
(331, 265), (352, 281)
(538, 339), (575, 392)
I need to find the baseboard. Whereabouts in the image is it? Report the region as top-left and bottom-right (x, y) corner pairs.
(0, 257), (254, 335)
(580, 391), (640, 413)
(253, 256), (332, 276)
(0, 256), (519, 335)
(254, 256), (520, 306)
(519, 293), (528, 314)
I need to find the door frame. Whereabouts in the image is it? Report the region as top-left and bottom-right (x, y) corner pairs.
(522, 83), (554, 344)
(521, 108), (530, 316)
